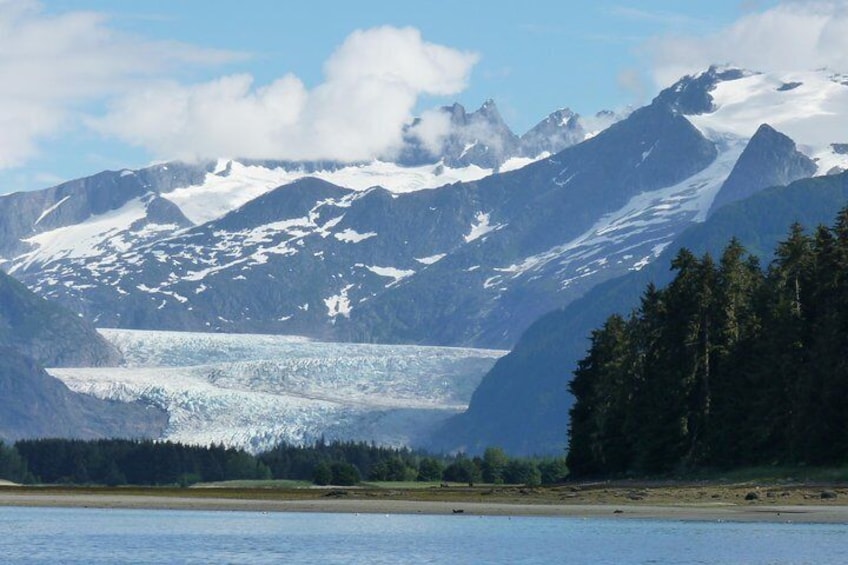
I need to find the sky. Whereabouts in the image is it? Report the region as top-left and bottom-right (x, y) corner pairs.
(3, 0), (847, 193)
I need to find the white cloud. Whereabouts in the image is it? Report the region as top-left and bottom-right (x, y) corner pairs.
(0, 0), (243, 169)
(407, 109), (453, 155)
(93, 26), (479, 163)
(646, 1), (848, 86)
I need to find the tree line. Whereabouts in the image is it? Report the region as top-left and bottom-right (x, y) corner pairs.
(1, 438), (567, 487)
(14, 439), (270, 486)
(567, 207), (848, 477)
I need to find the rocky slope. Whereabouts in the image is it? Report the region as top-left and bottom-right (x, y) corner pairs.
(0, 346), (167, 442)
(0, 269), (120, 367)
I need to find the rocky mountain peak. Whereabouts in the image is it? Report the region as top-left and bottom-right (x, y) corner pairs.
(519, 107), (584, 158)
(709, 123), (817, 215)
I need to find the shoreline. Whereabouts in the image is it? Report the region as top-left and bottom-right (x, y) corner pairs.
(2, 487), (848, 523)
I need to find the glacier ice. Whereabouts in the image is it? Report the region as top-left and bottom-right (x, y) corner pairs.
(48, 329), (506, 453)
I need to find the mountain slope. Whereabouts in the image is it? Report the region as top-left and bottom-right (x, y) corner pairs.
(0, 270), (120, 367)
(0, 346), (167, 442)
(340, 102), (719, 346)
(428, 170), (848, 455)
(2, 67), (845, 352)
(3, 100), (717, 347)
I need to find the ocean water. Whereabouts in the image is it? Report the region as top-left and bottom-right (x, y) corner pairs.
(1, 507), (847, 564)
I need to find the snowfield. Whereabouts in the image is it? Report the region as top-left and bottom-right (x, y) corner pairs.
(48, 329), (506, 453)
(164, 159), (504, 225)
(687, 69), (848, 175)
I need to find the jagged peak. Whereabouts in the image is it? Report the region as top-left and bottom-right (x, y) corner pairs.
(547, 108), (578, 126)
(471, 99), (508, 126)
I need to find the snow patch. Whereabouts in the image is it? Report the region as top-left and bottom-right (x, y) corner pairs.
(34, 195), (71, 226)
(365, 265), (416, 285)
(162, 158), (525, 226)
(464, 212), (503, 243)
(334, 229), (377, 243)
(415, 254), (446, 265)
(500, 156), (539, 173)
(14, 198), (150, 273)
(324, 284), (354, 319)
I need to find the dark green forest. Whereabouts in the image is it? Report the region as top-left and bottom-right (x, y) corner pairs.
(1, 438), (567, 487)
(567, 207), (848, 477)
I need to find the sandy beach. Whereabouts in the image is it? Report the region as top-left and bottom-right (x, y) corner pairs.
(1, 482), (848, 523)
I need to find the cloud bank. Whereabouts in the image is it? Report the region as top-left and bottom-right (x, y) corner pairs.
(647, 1), (848, 86)
(93, 26), (478, 163)
(0, 2), (477, 170)
(0, 0), (241, 169)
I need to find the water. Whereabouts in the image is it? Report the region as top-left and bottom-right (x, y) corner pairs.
(1, 507), (847, 564)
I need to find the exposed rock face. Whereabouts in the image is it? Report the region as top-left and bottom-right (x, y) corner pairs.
(653, 65), (750, 115)
(142, 196), (194, 228)
(397, 100), (595, 169)
(519, 108), (585, 158)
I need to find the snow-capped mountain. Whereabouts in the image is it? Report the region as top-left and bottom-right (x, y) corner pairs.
(3, 68), (847, 350)
(48, 329), (505, 453)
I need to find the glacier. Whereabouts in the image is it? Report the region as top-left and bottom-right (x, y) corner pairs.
(48, 329), (506, 453)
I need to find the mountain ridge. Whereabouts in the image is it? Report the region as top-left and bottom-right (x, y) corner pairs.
(4, 67), (846, 350)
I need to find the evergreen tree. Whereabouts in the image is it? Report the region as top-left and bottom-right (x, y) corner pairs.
(707, 240), (763, 465)
(567, 314), (635, 476)
(567, 207), (848, 475)
(481, 447), (509, 484)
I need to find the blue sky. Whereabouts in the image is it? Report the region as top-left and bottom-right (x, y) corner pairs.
(6, 0), (844, 193)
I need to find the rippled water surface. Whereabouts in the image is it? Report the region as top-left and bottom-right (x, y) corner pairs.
(2, 507), (848, 564)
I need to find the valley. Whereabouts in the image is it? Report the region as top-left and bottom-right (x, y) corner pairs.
(48, 329), (505, 453)
(3, 65), (848, 456)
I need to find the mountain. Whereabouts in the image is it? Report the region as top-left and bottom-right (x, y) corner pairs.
(1, 100), (716, 347)
(0, 269), (120, 367)
(4, 68), (847, 351)
(2, 66), (846, 453)
(0, 252), (171, 442)
(0, 162), (209, 260)
(339, 101), (719, 346)
(430, 170), (848, 455)
(433, 100), (521, 169)
(0, 346), (167, 442)
(708, 123), (816, 215)
(518, 108), (585, 158)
